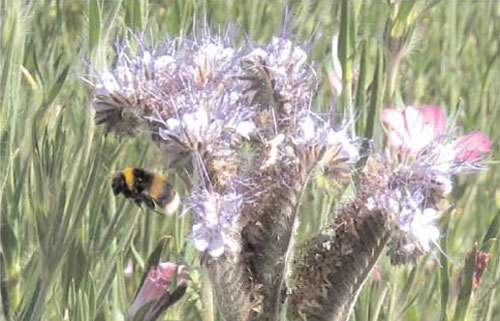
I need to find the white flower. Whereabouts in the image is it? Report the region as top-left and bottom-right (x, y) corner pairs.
(326, 129), (359, 163)
(270, 37), (307, 73)
(154, 55), (175, 71)
(192, 223), (225, 257)
(365, 197), (377, 211)
(243, 48), (269, 62)
(261, 134), (286, 169)
(234, 121), (256, 140)
(408, 209), (440, 252)
(182, 108), (210, 140)
(191, 192), (242, 258)
(193, 42), (234, 85)
(299, 116), (316, 143)
(95, 71), (120, 96)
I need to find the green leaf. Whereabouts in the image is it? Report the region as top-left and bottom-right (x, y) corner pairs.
(95, 263), (117, 315)
(398, 267), (417, 307)
(453, 246), (477, 321)
(391, 2), (417, 37)
(20, 279), (43, 321)
(371, 284), (388, 321)
(481, 212), (499, 252)
(1, 253), (11, 321)
(355, 39), (368, 134)
(439, 224), (450, 321)
(87, 274), (96, 320)
(338, 0), (356, 123)
(1, 221), (19, 271)
(115, 255), (128, 312)
(88, 0), (101, 50)
(45, 65), (70, 107)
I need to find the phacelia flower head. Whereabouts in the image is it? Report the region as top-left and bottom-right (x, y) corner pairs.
(296, 115), (360, 163)
(366, 182), (441, 264)
(91, 44), (178, 136)
(240, 37), (314, 135)
(128, 262), (187, 321)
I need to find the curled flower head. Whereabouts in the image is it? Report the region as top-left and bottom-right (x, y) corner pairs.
(240, 37), (314, 135)
(192, 41), (235, 86)
(128, 262), (187, 320)
(191, 191), (243, 258)
(366, 184), (440, 263)
(91, 44), (179, 136)
(294, 114), (360, 174)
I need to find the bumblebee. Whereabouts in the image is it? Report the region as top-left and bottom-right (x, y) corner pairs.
(112, 167), (180, 215)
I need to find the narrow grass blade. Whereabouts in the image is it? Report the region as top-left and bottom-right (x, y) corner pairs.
(88, 0), (101, 50)
(453, 246), (477, 321)
(481, 212), (499, 252)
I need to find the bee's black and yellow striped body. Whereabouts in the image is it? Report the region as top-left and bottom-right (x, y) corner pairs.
(112, 167), (180, 215)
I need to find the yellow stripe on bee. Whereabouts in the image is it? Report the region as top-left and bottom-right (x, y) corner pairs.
(150, 175), (165, 199)
(123, 167), (135, 190)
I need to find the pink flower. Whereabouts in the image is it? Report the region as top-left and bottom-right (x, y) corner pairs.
(128, 262), (187, 320)
(381, 105), (445, 152)
(452, 131), (491, 161)
(381, 105), (490, 161)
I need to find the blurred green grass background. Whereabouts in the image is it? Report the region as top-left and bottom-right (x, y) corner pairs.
(1, 1), (498, 321)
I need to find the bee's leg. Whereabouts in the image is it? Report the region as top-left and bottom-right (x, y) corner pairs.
(132, 195), (144, 206)
(139, 194), (156, 209)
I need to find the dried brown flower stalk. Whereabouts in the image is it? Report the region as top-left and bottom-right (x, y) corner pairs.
(289, 205), (393, 321)
(242, 150), (310, 320)
(288, 157), (396, 320)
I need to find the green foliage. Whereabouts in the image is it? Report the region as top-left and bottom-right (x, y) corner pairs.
(1, 1), (499, 321)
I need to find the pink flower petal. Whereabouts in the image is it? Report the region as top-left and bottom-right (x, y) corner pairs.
(402, 106), (428, 150)
(382, 105), (449, 152)
(128, 262), (187, 318)
(381, 108), (404, 132)
(158, 262), (179, 279)
(419, 105), (446, 138)
(387, 130), (404, 148)
(381, 107), (407, 148)
(453, 131), (491, 161)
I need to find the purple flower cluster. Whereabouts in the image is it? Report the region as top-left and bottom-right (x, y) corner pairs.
(92, 34), (361, 259)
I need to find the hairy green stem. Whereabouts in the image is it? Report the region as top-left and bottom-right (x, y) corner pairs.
(206, 252), (255, 321)
(201, 267), (214, 321)
(384, 52), (402, 106)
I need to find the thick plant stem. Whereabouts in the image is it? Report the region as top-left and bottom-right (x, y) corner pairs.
(289, 202), (393, 321)
(384, 52), (402, 106)
(201, 267), (214, 321)
(206, 252), (255, 321)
